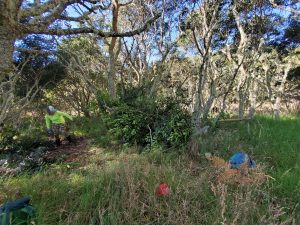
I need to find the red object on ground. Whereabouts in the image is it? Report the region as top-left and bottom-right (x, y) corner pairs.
(156, 182), (170, 196)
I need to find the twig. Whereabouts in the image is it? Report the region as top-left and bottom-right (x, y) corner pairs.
(147, 124), (153, 148)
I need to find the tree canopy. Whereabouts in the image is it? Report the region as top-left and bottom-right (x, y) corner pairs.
(0, 0), (299, 125)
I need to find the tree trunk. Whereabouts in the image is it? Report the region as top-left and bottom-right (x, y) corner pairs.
(248, 80), (258, 120)
(233, 4), (249, 121)
(192, 95), (202, 132)
(0, 22), (17, 124)
(238, 90), (245, 120)
(149, 66), (165, 97)
(0, 24), (15, 78)
(107, 51), (117, 99)
(236, 63), (249, 120)
(273, 63), (291, 119)
(273, 96), (281, 119)
(107, 0), (120, 99)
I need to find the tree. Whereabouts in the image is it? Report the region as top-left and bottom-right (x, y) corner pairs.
(120, 0), (187, 97)
(57, 35), (110, 111)
(0, 0), (161, 124)
(259, 47), (299, 118)
(179, 0), (228, 132)
(0, 0), (161, 77)
(14, 35), (61, 95)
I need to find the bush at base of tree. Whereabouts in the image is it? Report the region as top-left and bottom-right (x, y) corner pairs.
(104, 94), (192, 149)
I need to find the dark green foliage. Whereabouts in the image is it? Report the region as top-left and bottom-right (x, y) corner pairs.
(13, 35), (67, 99)
(71, 116), (110, 147)
(96, 90), (115, 112)
(0, 118), (46, 152)
(288, 66), (300, 85)
(0, 125), (20, 151)
(105, 102), (152, 145)
(11, 205), (36, 225)
(153, 105), (192, 148)
(283, 19), (300, 47)
(104, 95), (192, 149)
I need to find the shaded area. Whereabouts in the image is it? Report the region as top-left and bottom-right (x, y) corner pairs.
(44, 137), (88, 163)
(0, 137), (88, 176)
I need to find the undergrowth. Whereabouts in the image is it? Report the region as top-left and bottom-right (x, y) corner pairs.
(0, 150), (295, 225)
(201, 115), (300, 219)
(0, 115), (299, 224)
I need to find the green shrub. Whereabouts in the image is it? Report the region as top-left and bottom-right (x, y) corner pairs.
(0, 120), (46, 153)
(0, 125), (20, 151)
(104, 100), (154, 146)
(104, 95), (192, 149)
(71, 116), (110, 146)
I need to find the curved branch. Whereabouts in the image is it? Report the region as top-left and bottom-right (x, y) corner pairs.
(21, 0), (80, 18)
(192, 28), (204, 57)
(57, 4), (104, 22)
(32, 12), (162, 37)
(119, 0), (133, 7)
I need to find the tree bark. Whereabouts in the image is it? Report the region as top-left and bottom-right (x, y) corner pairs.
(273, 63), (291, 119)
(237, 66), (248, 120)
(107, 0), (121, 99)
(190, 1), (221, 134)
(232, 3), (250, 120)
(0, 24), (15, 78)
(192, 84), (202, 132)
(108, 49), (117, 99)
(248, 79), (258, 120)
(238, 90), (245, 120)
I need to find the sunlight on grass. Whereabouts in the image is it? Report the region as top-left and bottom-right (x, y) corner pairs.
(203, 115), (300, 211)
(0, 115), (299, 224)
(68, 173), (85, 186)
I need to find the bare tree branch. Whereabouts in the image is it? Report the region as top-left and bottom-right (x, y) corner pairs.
(30, 12), (161, 37)
(269, 0), (300, 16)
(192, 28), (204, 57)
(119, 0), (134, 7)
(14, 47), (54, 55)
(20, 0), (80, 18)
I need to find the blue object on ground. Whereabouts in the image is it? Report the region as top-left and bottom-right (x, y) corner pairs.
(229, 152), (256, 169)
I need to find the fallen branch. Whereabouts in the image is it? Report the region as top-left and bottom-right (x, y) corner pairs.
(219, 118), (250, 122)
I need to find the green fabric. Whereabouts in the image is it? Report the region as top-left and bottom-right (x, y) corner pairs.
(0, 210), (9, 225)
(0, 205), (35, 225)
(45, 111), (73, 129)
(11, 205), (35, 225)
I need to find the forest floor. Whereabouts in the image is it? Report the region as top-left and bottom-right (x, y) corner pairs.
(0, 115), (299, 224)
(44, 138), (89, 163)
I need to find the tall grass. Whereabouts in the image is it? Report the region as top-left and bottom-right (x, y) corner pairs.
(0, 115), (299, 224)
(201, 115), (300, 218)
(0, 150), (296, 224)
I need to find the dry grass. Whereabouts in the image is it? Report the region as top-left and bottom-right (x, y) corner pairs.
(0, 147), (296, 225)
(207, 156), (271, 186)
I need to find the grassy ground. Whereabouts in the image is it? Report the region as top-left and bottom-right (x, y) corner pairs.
(202, 115), (300, 206)
(0, 115), (299, 224)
